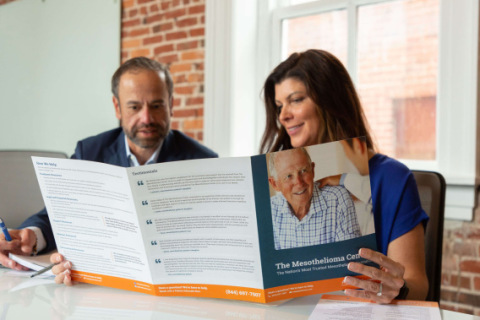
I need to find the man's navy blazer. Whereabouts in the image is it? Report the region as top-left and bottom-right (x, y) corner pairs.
(20, 127), (218, 253)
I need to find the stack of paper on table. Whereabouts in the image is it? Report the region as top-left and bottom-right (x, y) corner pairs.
(309, 294), (441, 320)
(8, 253), (54, 277)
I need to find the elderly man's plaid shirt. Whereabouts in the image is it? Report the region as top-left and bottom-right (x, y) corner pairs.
(271, 184), (361, 250)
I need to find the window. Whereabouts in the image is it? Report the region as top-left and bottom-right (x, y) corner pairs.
(357, 0), (438, 161)
(282, 10), (347, 64)
(205, 0), (478, 220)
(279, 0), (438, 161)
(393, 96), (436, 160)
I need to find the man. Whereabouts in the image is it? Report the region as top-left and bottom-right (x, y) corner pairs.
(0, 57), (217, 270)
(268, 147), (360, 250)
(318, 137), (375, 235)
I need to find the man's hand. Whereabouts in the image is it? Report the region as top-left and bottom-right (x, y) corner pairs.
(0, 228), (37, 270)
(51, 253), (73, 286)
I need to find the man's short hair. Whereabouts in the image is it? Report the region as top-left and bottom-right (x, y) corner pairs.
(111, 56), (173, 100)
(268, 147), (312, 180)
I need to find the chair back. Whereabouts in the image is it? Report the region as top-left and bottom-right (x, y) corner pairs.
(0, 150), (68, 229)
(412, 170), (446, 302)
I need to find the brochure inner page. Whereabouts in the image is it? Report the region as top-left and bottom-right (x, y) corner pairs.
(127, 157), (264, 299)
(32, 157), (153, 286)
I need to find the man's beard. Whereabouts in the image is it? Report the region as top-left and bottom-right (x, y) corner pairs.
(124, 123), (169, 149)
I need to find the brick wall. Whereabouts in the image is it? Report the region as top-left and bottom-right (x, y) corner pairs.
(122, 0), (206, 142)
(441, 206), (480, 315)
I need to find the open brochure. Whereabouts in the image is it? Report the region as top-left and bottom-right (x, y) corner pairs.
(31, 138), (377, 303)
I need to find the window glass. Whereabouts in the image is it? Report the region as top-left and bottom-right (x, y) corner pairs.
(282, 10), (347, 65)
(281, 0), (439, 160)
(357, 0), (439, 160)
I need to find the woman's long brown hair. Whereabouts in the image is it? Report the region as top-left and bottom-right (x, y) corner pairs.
(260, 49), (375, 153)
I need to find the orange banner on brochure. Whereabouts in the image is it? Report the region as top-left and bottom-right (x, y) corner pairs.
(71, 270), (368, 303)
(263, 275), (368, 303)
(153, 283), (265, 303)
(71, 270), (264, 302)
(71, 270), (155, 295)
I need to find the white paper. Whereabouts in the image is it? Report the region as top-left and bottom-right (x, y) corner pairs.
(128, 157), (263, 289)
(32, 157), (152, 283)
(309, 297), (442, 320)
(31, 156), (264, 290)
(9, 252), (54, 276)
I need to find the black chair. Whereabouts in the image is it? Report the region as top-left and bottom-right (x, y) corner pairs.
(0, 150), (68, 229)
(412, 170), (446, 302)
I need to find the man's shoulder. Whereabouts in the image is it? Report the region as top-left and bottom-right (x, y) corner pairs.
(79, 127), (123, 146)
(270, 193), (289, 218)
(271, 193), (287, 206)
(315, 185), (354, 213)
(316, 184), (351, 200)
(164, 130), (218, 160)
(74, 127), (125, 164)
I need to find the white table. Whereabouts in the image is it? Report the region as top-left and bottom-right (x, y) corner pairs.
(0, 268), (478, 320)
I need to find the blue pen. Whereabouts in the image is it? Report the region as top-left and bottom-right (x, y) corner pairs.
(0, 217), (12, 241)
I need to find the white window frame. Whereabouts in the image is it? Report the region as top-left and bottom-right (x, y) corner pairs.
(205, 0), (479, 220)
(204, 0), (271, 158)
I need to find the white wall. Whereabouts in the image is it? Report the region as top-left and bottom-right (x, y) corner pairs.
(0, 0), (120, 156)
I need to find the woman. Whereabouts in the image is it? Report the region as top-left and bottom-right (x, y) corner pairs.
(261, 49), (428, 303)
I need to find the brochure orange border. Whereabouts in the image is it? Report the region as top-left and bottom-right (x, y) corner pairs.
(72, 270), (369, 303)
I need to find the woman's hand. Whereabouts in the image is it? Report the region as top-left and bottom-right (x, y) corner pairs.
(50, 253), (73, 286)
(317, 175), (341, 188)
(343, 248), (406, 304)
(317, 174), (359, 201)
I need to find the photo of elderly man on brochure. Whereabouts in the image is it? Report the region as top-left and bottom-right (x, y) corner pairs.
(267, 139), (373, 250)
